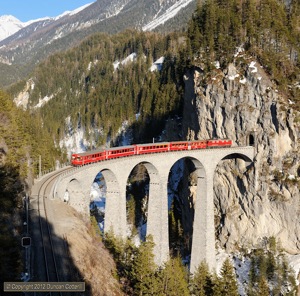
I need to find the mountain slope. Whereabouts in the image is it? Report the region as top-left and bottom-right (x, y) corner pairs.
(0, 15), (24, 42)
(0, 0), (197, 87)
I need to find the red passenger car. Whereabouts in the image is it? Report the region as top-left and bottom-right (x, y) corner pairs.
(189, 140), (208, 150)
(135, 143), (169, 154)
(207, 139), (232, 148)
(71, 149), (106, 166)
(70, 139), (232, 166)
(169, 141), (189, 151)
(106, 146), (135, 159)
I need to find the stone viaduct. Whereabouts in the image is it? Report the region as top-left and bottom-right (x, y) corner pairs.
(52, 146), (254, 274)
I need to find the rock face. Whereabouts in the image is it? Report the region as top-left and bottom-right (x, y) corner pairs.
(181, 56), (300, 254)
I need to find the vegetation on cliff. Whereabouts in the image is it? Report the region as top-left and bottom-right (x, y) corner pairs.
(6, 0), (300, 153)
(1, 0), (299, 292)
(103, 232), (296, 295)
(188, 0), (300, 110)
(0, 90), (63, 285)
(8, 30), (188, 147)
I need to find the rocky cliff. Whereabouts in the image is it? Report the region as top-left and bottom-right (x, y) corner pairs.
(181, 53), (300, 255)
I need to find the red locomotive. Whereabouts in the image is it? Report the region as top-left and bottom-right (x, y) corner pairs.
(71, 139), (232, 166)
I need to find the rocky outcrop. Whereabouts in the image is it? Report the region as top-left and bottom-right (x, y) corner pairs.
(182, 55), (300, 254)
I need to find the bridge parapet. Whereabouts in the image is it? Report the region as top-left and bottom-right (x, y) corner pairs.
(52, 145), (255, 271)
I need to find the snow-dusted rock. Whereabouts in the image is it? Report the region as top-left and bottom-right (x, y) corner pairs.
(181, 60), (300, 255)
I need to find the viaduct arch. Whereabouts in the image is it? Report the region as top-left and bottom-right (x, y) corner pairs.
(53, 146), (254, 273)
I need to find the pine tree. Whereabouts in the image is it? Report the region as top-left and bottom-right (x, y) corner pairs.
(130, 235), (161, 295)
(266, 251), (276, 280)
(161, 257), (189, 296)
(219, 258), (239, 296)
(191, 261), (213, 296)
(211, 273), (223, 296)
(103, 229), (123, 262)
(257, 276), (269, 296)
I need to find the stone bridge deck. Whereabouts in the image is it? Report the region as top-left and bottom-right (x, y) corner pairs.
(52, 145), (255, 273)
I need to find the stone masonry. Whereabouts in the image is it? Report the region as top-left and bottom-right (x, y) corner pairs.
(52, 146), (254, 273)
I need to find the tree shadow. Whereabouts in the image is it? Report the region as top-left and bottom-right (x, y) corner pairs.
(0, 164), (25, 296)
(0, 162), (124, 296)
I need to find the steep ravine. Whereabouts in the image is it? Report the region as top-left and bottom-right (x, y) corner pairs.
(181, 56), (300, 257)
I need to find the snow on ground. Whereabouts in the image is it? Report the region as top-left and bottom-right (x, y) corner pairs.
(113, 52), (165, 73)
(233, 255), (251, 296)
(229, 73), (239, 80)
(167, 159), (184, 209)
(116, 120), (133, 146)
(287, 253), (300, 285)
(150, 56), (165, 72)
(234, 46), (245, 57)
(0, 15), (24, 42)
(249, 61), (258, 73)
(34, 94), (54, 108)
(142, 0), (194, 31)
(90, 176), (106, 232)
(113, 53), (137, 70)
(60, 127), (89, 157)
(215, 248), (229, 275)
(214, 61), (220, 69)
(54, 2), (94, 20)
(240, 77), (247, 84)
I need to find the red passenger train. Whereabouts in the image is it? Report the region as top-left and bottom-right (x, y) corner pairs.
(71, 139), (232, 166)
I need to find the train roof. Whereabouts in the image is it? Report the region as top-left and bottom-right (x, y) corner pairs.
(72, 149), (105, 157)
(71, 139), (232, 157)
(107, 145), (135, 151)
(72, 145), (135, 156)
(135, 142), (170, 147)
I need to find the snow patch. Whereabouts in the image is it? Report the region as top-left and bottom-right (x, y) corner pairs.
(214, 61), (220, 69)
(34, 95), (54, 108)
(234, 46), (245, 57)
(0, 2), (94, 42)
(150, 56), (165, 72)
(287, 174), (296, 180)
(0, 15), (24, 42)
(287, 253), (300, 285)
(54, 2), (94, 20)
(240, 77), (247, 84)
(142, 0), (194, 31)
(229, 74), (239, 80)
(249, 61), (257, 73)
(113, 53), (137, 70)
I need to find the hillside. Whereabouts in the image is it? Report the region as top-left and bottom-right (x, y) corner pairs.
(0, 0), (197, 88)
(8, 30), (187, 154)
(8, 0), (300, 153)
(1, 0), (300, 294)
(0, 90), (64, 286)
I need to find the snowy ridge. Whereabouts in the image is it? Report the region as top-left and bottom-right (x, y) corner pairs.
(0, 2), (94, 42)
(0, 15), (24, 42)
(142, 0), (194, 31)
(54, 2), (94, 20)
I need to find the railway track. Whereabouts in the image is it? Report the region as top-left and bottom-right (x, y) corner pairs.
(30, 167), (73, 295)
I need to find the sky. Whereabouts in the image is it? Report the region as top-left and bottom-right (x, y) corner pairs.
(1, 0), (95, 22)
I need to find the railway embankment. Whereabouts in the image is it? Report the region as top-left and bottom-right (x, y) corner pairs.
(30, 176), (123, 295)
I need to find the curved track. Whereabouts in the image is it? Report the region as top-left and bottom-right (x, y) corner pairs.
(30, 167), (73, 295)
